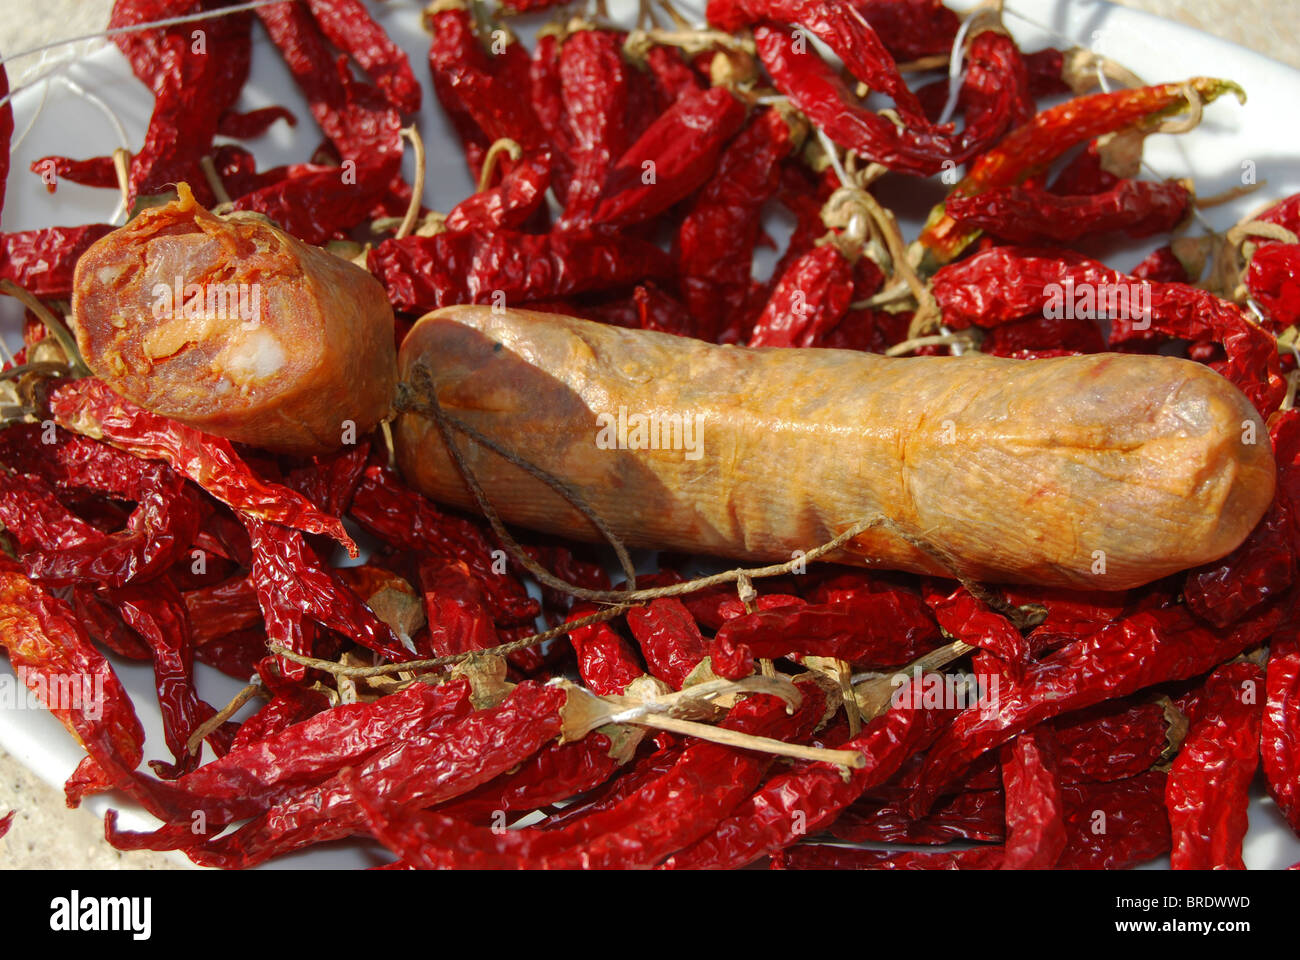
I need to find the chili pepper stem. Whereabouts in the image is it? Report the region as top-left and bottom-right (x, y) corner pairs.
(185, 680), (264, 756)
(111, 147), (131, 221)
(395, 126), (427, 240)
(199, 155), (232, 206)
(476, 137), (523, 194)
(0, 280), (89, 376)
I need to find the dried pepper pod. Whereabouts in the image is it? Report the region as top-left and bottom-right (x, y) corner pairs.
(1, 225), (115, 299)
(29, 156), (119, 193)
(1166, 660), (1264, 869)
(999, 729), (1067, 869)
(920, 78), (1244, 263)
(906, 603), (1282, 817)
(626, 598), (710, 689)
(369, 228), (674, 313)
(829, 788), (1005, 845)
(566, 602), (644, 696)
(945, 179), (1192, 245)
(303, 0), (421, 114)
(1247, 242), (1300, 328)
(69, 185), (396, 455)
(443, 149), (554, 233)
(1263, 629), (1300, 836)
(677, 106), (796, 341)
(49, 378), (357, 552)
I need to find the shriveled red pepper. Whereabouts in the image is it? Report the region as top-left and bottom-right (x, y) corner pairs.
(944, 179), (1191, 245)
(49, 378), (356, 555)
(829, 788), (1005, 845)
(923, 583), (1028, 679)
(574, 87), (746, 229)
(443, 150), (553, 233)
(930, 246), (1285, 414)
(1247, 242), (1300, 328)
(1057, 771), (1171, 869)
(711, 589), (941, 678)
(216, 105), (297, 140)
(0, 225), (115, 299)
(747, 243), (855, 348)
(566, 602), (644, 695)
(1000, 729), (1067, 869)
(709, 0), (926, 120)
(851, 0), (960, 61)
(105, 681), (567, 868)
(353, 685), (827, 868)
(1052, 696), (1170, 784)
(1167, 659), (1263, 869)
(369, 228), (674, 314)
(677, 107), (795, 341)
(303, 0), (421, 114)
(626, 598), (710, 689)
(110, 581), (217, 778)
(906, 603), (1282, 817)
(110, 0), (253, 205)
(418, 557), (498, 658)
(29, 156), (118, 192)
(347, 464), (538, 625)
(1263, 628), (1300, 836)
(662, 690), (955, 869)
(920, 78), (1244, 262)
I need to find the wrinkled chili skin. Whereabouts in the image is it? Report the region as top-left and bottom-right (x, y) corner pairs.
(1167, 660), (1264, 869)
(443, 150), (553, 233)
(1248, 242), (1300, 328)
(0, 225), (115, 298)
(907, 604), (1282, 817)
(829, 788), (1005, 845)
(677, 107), (793, 341)
(662, 691), (955, 870)
(920, 79), (1243, 262)
(1000, 730), (1067, 869)
(30, 156), (119, 192)
(944, 179), (1191, 245)
(748, 244), (854, 348)
(566, 602), (644, 695)
(1263, 628), (1300, 834)
(626, 598), (709, 689)
(370, 229), (674, 314)
(304, 0), (421, 114)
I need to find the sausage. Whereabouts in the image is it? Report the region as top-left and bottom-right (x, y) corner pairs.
(394, 306), (1275, 591)
(69, 183), (395, 455)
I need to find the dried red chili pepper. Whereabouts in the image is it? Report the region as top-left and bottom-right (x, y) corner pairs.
(29, 156), (118, 192)
(433, 730), (629, 825)
(370, 228), (673, 313)
(1132, 244), (1190, 283)
(1000, 729), (1067, 868)
(216, 105), (296, 140)
(677, 107), (795, 341)
(923, 583), (1028, 678)
(228, 676), (330, 752)
(417, 557), (498, 658)
(108, 0), (252, 206)
(1247, 242), (1300, 328)
(710, 0), (926, 120)
(354, 685), (827, 868)
(110, 581), (217, 778)
(920, 79), (1243, 262)
(1057, 771), (1171, 869)
(570, 87), (746, 229)
(182, 575), (261, 645)
(851, 0), (960, 61)
(1166, 660), (1263, 869)
(347, 464), (538, 625)
(0, 426), (202, 588)
(73, 585), (150, 661)
(1024, 46), (1070, 98)
(945, 179), (1191, 245)
(907, 603), (1282, 816)
(244, 517), (410, 665)
(1263, 627), (1300, 836)
(0, 225), (114, 299)
(626, 598), (709, 689)
(830, 788), (1005, 845)
(566, 602), (644, 695)
(49, 378), (356, 554)
(1052, 697), (1169, 783)
(931, 246), (1285, 414)
(539, 742), (685, 831)
(239, 2), (402, 243)
(747, 243), (855, 348)
(443, 149), (553, 233)
(106, 680), (566, 867)
(712, 589), (941, 679)
(662, 689), (955, 869)
(556, 26), (638, 222)
(303, 0), (421, 114)
(0, 571), (179, 819)
(282, 443), (371, 520)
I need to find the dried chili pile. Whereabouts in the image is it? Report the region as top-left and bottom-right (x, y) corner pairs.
(1, 0), (1299, 871)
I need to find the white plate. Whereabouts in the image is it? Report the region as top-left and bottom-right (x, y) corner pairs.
(2, 0), (1299, 869)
